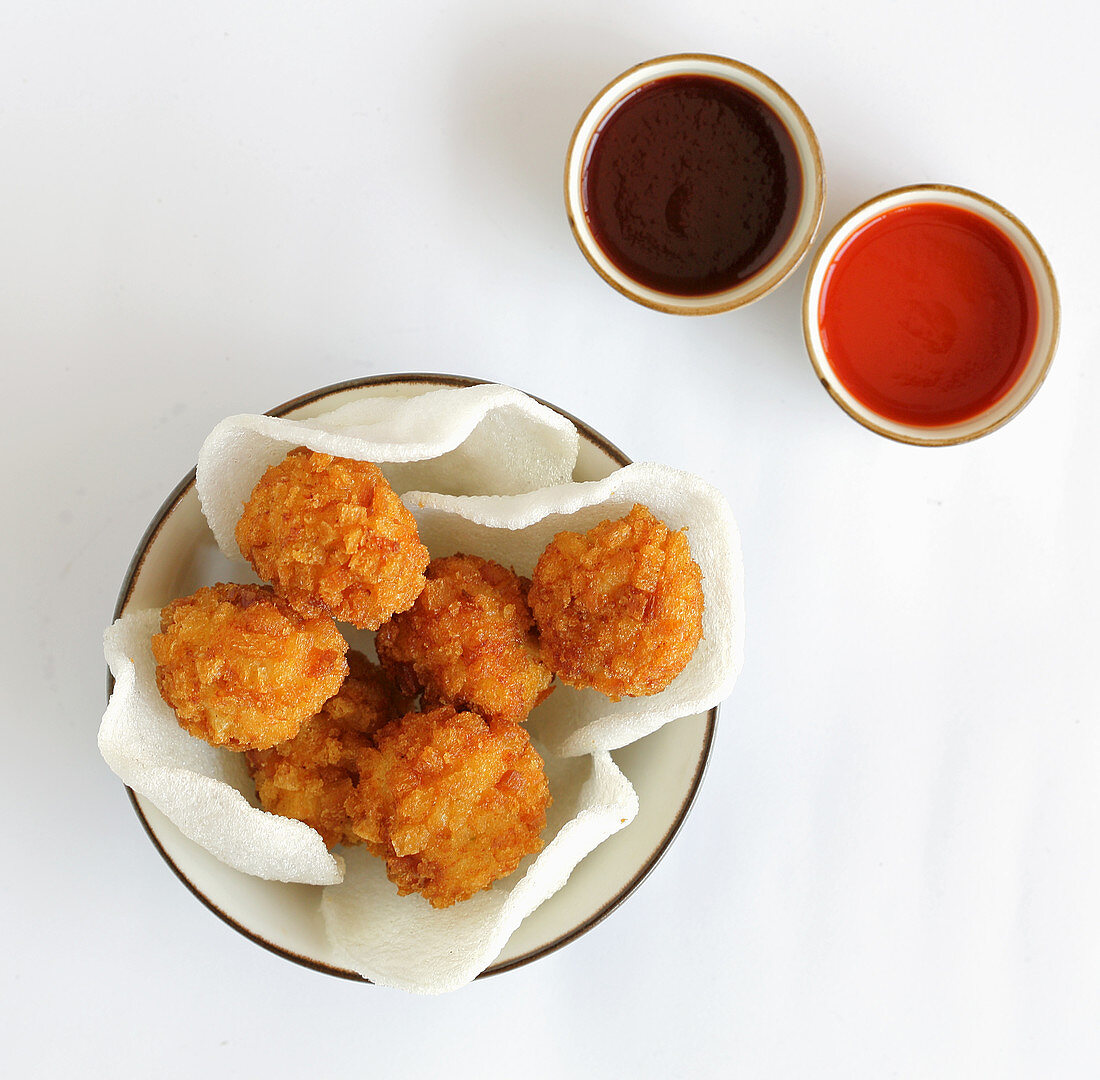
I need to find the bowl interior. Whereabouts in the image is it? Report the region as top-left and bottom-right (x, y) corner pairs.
(803, 185), (1059, 445)
(118, 374), (715, 980)
(565, 53), (825, 315)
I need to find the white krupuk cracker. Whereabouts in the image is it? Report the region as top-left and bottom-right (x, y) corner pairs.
(196, 383), (580, 556)
(99, 609), (638, 992)
(100, 609), (344, 885)
(321, 749), (638, 994)
(405, 461), (745, 757)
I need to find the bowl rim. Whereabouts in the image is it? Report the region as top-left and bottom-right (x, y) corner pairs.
(108, 372), (718, 983)
(801, 182), (1061, 446)
(564, 52), (826, 315)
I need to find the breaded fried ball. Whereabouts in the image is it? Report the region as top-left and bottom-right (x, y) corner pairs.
(235, 448), (429, 630)
(375, 554), (553, 725)
(528, 503), (704, 700)
(245, 651), (411, 847)
(346, 706), (551, 908)
(152, 582), (349, 751)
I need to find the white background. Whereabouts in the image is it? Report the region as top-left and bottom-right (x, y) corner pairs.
(2, 1), (1097, 1076)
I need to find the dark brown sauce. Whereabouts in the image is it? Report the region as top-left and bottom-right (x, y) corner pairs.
(581, 75), (803, 297)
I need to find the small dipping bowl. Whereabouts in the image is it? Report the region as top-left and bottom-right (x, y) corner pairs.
(803, 184), (1059, 445)
(565, 54), (825, 315)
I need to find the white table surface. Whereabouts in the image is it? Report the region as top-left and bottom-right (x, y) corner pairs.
(3, 1), (1097, 1076)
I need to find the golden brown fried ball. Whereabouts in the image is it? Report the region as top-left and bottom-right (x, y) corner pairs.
(152, 582), (349, 751)
(235, 448), (429, 630)
(528, 503), (704, 700)
(346, 706), (551, 908)
(375, 554), (553, 725)
(245, 652), (411, 847)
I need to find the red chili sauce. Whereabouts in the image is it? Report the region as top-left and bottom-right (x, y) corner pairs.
(581, 75), (803, 296)
(817, 203), (1039, 427)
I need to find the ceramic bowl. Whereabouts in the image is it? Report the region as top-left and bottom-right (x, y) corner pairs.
(110, 373), (716, 981)
(564, 53), (825, 315)
(802, 184), (1060, 445)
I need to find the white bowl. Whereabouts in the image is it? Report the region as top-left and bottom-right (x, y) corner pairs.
(111, 373), (716, 981)
(565, 53), (825, 315)
(802, 184), (1060, 445)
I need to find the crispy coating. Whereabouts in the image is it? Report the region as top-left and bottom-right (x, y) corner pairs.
(375, 554), (553, 724)
(235, 448), (429, 630)
(152, 582), (349, 751)
(528, 503), (704, 700)
(245, 651), (411, 847)
(347, 706), (551, 908)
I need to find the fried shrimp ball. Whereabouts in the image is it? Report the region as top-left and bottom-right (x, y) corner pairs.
(245, 651), (411, 847)
(152, 582), (349, 751)
(375, 554), (553, 725)
(528, 503), (704, 700)
(346, 706), (551, 908)
(235, 448), (430, 630)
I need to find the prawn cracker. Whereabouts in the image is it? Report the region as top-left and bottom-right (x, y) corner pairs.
(100, 609), (344, 885)
(196, 383), (580, 557)
(406, 461), (745, 757)
(321, 749), (638, 993)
